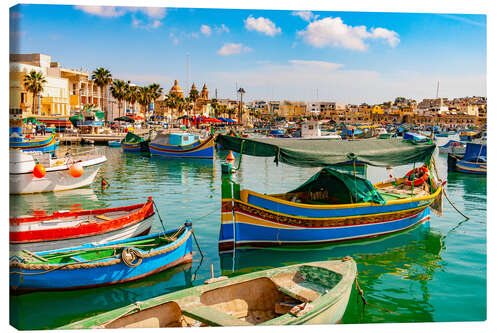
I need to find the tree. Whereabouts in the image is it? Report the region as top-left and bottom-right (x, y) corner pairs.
(91, 67), (112, 120)
(23, 70), (47, 115)
(210, 98), (219, 117)
(125, 85), (138, 113)
(137, 86), (153, 117)
(110, 79), (128, 118)
(188, 84), (199, 116)
(148, 83), (163, 114)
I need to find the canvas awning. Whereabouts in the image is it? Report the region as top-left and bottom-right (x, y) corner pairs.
(216, 135), (436, 167)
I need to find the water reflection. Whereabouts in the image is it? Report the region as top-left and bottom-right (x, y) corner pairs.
(10, 263), (193, 330)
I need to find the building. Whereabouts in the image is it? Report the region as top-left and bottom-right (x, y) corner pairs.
(278, 101), (306, 120)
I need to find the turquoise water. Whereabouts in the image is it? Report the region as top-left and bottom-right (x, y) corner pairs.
(10, 137), (486, 329)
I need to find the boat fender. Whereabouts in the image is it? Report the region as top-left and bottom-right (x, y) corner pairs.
(121, 248), (143, 267)
(33, 164), (46, 178)
(69, 163), (84, 178)
(403, 166), (429, 186)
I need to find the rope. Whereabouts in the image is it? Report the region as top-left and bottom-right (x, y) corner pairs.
(431, 158), (469, 220)
(152, 199), (168, 235)
(121, 247), (144, 267)
(355, 276), (398, 315)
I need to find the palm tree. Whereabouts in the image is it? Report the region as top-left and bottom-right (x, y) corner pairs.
(125, 85), (138, 114)
(23, 70), (47, 115)
(189, 84), (199, 117)
(91, 67), (112, 120)
(148, 83), (163, 118)
(137, 86), (153, 119)
(110, 79), (128, 118)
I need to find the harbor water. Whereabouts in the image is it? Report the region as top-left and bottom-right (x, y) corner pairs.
(9, 137), (486, 329)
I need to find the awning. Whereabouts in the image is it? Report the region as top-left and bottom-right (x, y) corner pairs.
(216, 135), (436, 168)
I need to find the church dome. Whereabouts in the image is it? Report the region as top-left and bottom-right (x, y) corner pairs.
(169, 79), (184, 98)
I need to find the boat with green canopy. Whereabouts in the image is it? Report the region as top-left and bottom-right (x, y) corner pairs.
(216, 135), (443, 251)
(121, 132), (150, 153)
(60, 258), (356, 328)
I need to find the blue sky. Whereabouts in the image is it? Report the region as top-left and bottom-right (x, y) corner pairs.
(9, 4), (486, 104)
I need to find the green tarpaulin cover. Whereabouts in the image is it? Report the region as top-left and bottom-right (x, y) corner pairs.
(122, 132), (144, 144)
(216, 135), (435, 167)
(289, 168), (386, 205)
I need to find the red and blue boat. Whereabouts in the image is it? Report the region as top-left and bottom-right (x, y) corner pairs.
(149, 133), (215, 159)
(9, 133), (57, 152)
(448, 142), (486, 175)
(10, 222), (193, 292)
(121, 132), (150, 153)
(216, 135), (442, 251)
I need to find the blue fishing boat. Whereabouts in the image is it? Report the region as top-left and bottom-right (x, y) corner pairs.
(448, 143), (486, 175)
(149, 132), (215, 159)
(9, 133), (57, 152)
(216, 135), (443, 251)
(121, 132), (151, 153)
(108, 140), (121, 147)
(459, 130), (482, 142)
(439, 140), (466, 156)
(10, 223), (193, 292)
(403, 132), (430, 143)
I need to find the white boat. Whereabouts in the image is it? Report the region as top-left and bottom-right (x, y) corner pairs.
(438, 140), (466, 156)
(9, 149), (107, 194)
(301, 120), (342, 140)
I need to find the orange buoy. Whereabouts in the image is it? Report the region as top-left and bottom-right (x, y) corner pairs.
(33, 164), (46, 178)
(226, 150), (235, 161)
(69, 163), (84, 178)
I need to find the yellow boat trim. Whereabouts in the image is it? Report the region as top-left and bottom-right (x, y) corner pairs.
(239, 185), (441, 210)
(234, 212), (301, 229)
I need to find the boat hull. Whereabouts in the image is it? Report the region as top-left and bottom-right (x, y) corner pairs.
(121, 142), (142, 152)
(9, 134), (57, 152)
(448, 154), (486, 175)
(9, 156), (107, 194)
(10, 216), (154, 253)
(149, 136), (215, 159)
(10, 228), (193, 291)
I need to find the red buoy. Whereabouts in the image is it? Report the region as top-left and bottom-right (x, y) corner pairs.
(69, 163), (84, 178)
(33, 164), (46, 178)
(226, 150), (235, 161)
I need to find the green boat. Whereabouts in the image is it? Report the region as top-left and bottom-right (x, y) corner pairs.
(60, 258), (356, 328)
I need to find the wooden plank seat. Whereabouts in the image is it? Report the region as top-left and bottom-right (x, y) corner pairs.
(70, 255), (87, 263)
(181, 305), (253, 326)
(95, 215), (113, 221)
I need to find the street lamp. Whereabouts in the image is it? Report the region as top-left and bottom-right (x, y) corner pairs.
(237, 87), (245, 124)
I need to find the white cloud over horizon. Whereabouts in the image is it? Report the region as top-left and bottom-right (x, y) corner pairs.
(200, 25), (212, 36)
(292, 11), (318, 22)
(75, 5), (166, 30)
(298, 17), (400, 51)
(244, 15), (281, 36)
(206, 60), (485, 104)
(217, 43), (252, 56)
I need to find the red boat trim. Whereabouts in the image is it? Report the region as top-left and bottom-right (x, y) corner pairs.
(10, 200), (154, 243)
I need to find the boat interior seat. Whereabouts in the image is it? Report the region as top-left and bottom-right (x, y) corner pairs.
(95, 215), (113, 221)
(270, 272), (320, 303)
(181, 305), (253, 326)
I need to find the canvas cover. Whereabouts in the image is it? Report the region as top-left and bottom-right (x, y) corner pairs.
(151, 133), (172, 145)
(123, 132), (144, 144)
(288, 168), (386, 205)
(216, 135), (436, 167)
(462, 143), (487, 162)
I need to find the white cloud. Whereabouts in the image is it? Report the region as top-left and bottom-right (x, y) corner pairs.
(200, 25), (212, 36)
(216, 24), (230, 33)
(292, 11), (318, 22)
(298, 17), (399, 51)
(289, 60), (343, 70)
(132, 17), (162, 30)
(217, 43), (251, 56)
(75, 6), (166, 19)
(244, 15), (281, 36)
(137, 7), (166, 20)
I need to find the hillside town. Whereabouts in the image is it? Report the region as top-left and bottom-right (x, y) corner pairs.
(10, 53), (486, 130)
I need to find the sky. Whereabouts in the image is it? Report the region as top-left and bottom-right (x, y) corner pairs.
(9, 4), (487, 104)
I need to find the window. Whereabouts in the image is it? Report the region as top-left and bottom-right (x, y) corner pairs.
(20, 92), (26, 103)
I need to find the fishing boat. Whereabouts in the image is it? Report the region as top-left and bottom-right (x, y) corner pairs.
(60, 258), (356, 328)
(10, 222), (193, 292)
(9, 149), (107, 194)
(149, 132), (215, 159)
(121, 132), (150, 153)
(10, 198), (155, 253)
(108, 140), (121, 148)
(448, 143), (486, 175)
(9, 133), (57, 152)
(216, 135), (442, 251)
(459, 130), (482, 142)
(439, 140), (466, 156)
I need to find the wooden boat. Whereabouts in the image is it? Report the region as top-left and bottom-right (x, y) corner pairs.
(121, 132), (150, 153)
(9, 149), (107, 194)
(439, 140), (466, 156)
(149, 132), (215, 159)
(60, 258), (356, 328)
(448, 143), (486, 175)
(9, 133), (57, 152)
(10, 198), (155, 252)
(216, 135), (442, 251)
(108, 140), (121, 147)
(10, 223), (193, 292)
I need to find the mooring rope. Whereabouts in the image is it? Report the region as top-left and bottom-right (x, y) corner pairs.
(354, 275), (398, 315)
(152, 199), (168, 235)
(431, 157), (469, 220)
